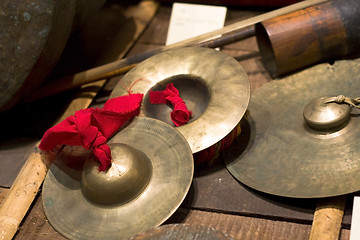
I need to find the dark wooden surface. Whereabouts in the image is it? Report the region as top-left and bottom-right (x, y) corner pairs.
(0, 2), (354, 239)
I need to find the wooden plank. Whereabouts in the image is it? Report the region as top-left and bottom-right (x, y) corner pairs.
(0, 148), (55, 240)
(176, 209), (351, 240)
(0, 188), (9, 203)
(15, 194), (313, 240)
(0, 88), (76, 188)
(0, 139), (37, 187)
(137, 5), (172, 45)
(182, 166), (316, 222)
(14, 195), (67, 240)
(168, 208), (310, 240)
(12, 193), (351, 240)
(11, 194), (310, 240)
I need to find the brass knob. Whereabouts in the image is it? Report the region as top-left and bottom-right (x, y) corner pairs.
(303, 96), (351, 131)
(81, 143), (153, 206)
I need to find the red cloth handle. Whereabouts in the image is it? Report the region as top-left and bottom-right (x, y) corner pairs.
(39, 93), (143, 171)
(149, 83), (192, 126)
(39, 83), (191, 171)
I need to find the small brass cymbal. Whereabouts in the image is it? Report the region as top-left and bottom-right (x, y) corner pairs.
(225, 59), (360, 198)
(42, 117), (194, 240)
(111, 47), (250, 154)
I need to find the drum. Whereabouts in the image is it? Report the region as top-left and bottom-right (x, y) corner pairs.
(0, 0), (105, 112)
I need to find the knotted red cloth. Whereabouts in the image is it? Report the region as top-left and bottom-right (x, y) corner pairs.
(149, 83), (192, 126)
(39, 94), (143, 171)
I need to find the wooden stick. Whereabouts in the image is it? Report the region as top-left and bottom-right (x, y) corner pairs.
(27, 26), (255, 102)
(0, 148), (54, 240)
(0, 1), (159, 239)
(159, 0), (329, 51)
(309, 195), (347, 240)
(27, 0), (330, 102)
(195, 26), (255, 48)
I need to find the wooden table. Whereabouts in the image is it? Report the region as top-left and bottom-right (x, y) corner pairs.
(0, 1), (354, 239)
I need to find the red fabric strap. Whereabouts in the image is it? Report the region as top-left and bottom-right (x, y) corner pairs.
(39, 93), (143, 171)
(149, 83), (192, 126)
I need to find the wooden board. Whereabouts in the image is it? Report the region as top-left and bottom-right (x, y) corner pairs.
(0, 91), (75, 187)
(171, 208), (351, 240)
(12, 194), (351, 240)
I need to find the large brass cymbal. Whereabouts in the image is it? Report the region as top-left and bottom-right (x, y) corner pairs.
(42, 117), (194, 240)
(225, 59), (360, 198)
(111, 47), (250, 153)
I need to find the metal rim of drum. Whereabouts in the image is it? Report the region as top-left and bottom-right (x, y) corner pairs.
(225, 59), (360, 198)
(42, 117), (194, 240)
(110, 47), (250, 154)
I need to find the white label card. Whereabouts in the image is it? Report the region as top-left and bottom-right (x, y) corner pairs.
(350, 196), (360, 240)
(166, 2), (227, 45)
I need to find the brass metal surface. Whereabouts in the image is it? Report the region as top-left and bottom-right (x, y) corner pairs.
(42, 117), (194, 240)
(81, 143), (153, 205)
(111, 47), (250, 154)
(225, 58), (360, 198)
(303, 96), (351, 131)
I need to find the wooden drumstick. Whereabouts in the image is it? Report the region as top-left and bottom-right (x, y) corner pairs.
(27, 0), (329, 102)
(309, 195), (347, 240)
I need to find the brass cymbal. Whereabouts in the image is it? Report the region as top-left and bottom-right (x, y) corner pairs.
(225, 59), (360, 198)
(42, 117), (194, 240)
(111, 47), (250, 154)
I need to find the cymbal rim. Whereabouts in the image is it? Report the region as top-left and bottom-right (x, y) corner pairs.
(110, 47), (250, 153)
(42, 117), (194, 240)
(225, 59), (360, 198)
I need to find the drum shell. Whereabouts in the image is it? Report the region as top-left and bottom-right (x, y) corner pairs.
(0, 0), (105, 112)
(255, 0), (360, 78)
